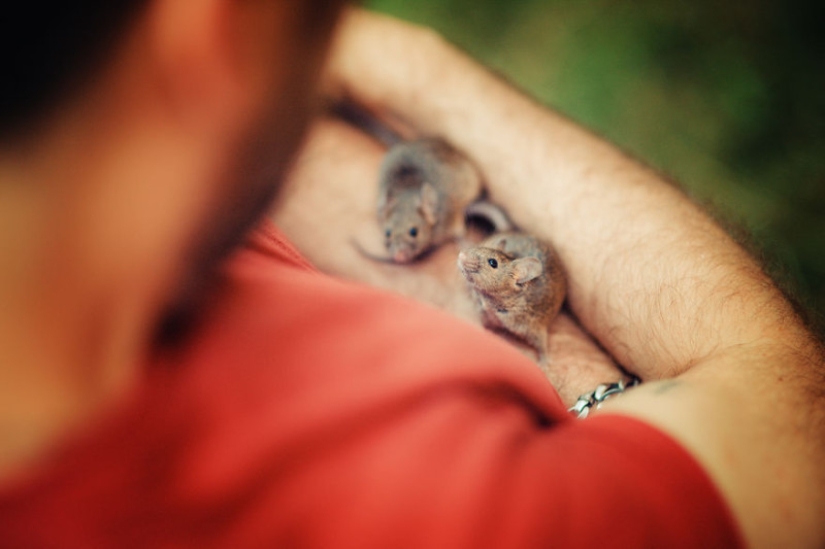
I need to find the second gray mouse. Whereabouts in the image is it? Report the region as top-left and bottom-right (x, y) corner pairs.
(457, 232), (567, 367)
(378, 138), (483, 263)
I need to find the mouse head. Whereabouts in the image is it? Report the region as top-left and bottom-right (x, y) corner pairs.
(457, 244), (543, 294)
(379, 183), (439, 263)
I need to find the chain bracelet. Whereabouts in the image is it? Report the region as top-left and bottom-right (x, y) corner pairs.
(567, 376), (641, 419)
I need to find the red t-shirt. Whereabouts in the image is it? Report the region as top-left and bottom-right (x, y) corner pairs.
(0, 223), (743, 548)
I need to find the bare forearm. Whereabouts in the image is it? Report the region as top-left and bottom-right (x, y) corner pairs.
(325, 10), (815, 379)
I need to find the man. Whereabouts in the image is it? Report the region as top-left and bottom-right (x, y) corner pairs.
(1, 2), (823, 548)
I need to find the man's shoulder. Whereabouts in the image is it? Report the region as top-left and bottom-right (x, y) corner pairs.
(0, 225), (743, 548)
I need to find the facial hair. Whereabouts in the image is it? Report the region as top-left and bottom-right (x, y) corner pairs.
(152, 2), (344, 350)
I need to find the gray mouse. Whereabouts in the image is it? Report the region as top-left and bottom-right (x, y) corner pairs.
(331, 102), (505, 262)
(457, 232), (567, 366)
(377, 138), (483, 263)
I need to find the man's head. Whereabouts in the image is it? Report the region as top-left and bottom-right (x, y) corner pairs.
(0, 0), (345, 465)
(2, 1), (343, 137)
(1, 3), (143, 142)
(2, 0), (344, 332)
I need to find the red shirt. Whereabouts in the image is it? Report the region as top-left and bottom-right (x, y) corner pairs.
(0, 223), (743, 548)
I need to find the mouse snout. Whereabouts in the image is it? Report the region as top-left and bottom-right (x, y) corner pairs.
(457, 251), (481, 274)
(387, 239), (415, 263)
(393, 249), (413, 263)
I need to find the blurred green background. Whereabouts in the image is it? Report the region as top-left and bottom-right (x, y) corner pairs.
(366, 0), (825, 328)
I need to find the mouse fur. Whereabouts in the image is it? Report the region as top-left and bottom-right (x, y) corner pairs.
(457, 232), (567, 366)
(378, 139), (482, 263)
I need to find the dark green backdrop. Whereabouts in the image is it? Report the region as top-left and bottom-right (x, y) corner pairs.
(367, 0), (825, 327)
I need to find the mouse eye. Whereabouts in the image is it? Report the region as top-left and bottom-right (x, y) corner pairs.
(409, 227), (418, 237)
(488, 258), (498, 269)
(385, 229), (391, 238)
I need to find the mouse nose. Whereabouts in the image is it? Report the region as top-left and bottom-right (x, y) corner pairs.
(393, 250), (411, 263)
(457, 252), (479, 273)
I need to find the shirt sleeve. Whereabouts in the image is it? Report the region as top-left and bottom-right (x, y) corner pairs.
(229, 383), (743, 548)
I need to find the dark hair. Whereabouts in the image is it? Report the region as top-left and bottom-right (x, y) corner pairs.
(1, 2), (150, 141)
(1, 1), (350, 143)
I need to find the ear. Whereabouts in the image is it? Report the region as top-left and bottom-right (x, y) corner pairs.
(494, 237), (508, 250)
(150, 0), (293, 131)
(150, 0), (235, 127)
(418, 183), (439, 226)
(511, 257), (543, 285)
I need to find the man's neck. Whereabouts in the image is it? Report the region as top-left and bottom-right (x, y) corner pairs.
(0, 134), (138, 478)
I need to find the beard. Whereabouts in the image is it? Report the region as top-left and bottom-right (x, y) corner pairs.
(151, 7), (343, 351)
(154, 0), (345, 351)
(151, 101), (313, 350)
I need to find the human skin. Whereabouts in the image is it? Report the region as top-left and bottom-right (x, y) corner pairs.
(271, 10), (825, 549)
(0, 0), (342, 478)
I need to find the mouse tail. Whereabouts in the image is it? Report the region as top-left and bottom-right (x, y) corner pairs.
(329, 101), (403, 147)
(465, 200), (515, 233)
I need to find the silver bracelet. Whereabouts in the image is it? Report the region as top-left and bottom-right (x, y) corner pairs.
(568, 376), (641, 419)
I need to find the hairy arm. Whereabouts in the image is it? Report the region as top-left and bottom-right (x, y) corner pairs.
(316, 9), (825, 548)
(271, 115), (624, 406)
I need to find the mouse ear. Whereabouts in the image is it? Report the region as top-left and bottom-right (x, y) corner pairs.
(418, 183), (439, 226)
(511, 257), (543, 285)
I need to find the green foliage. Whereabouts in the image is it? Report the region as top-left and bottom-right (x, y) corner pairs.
(367, 0), (825, 325)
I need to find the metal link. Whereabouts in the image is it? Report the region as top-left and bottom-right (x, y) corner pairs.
(568, 376), (641, 419)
